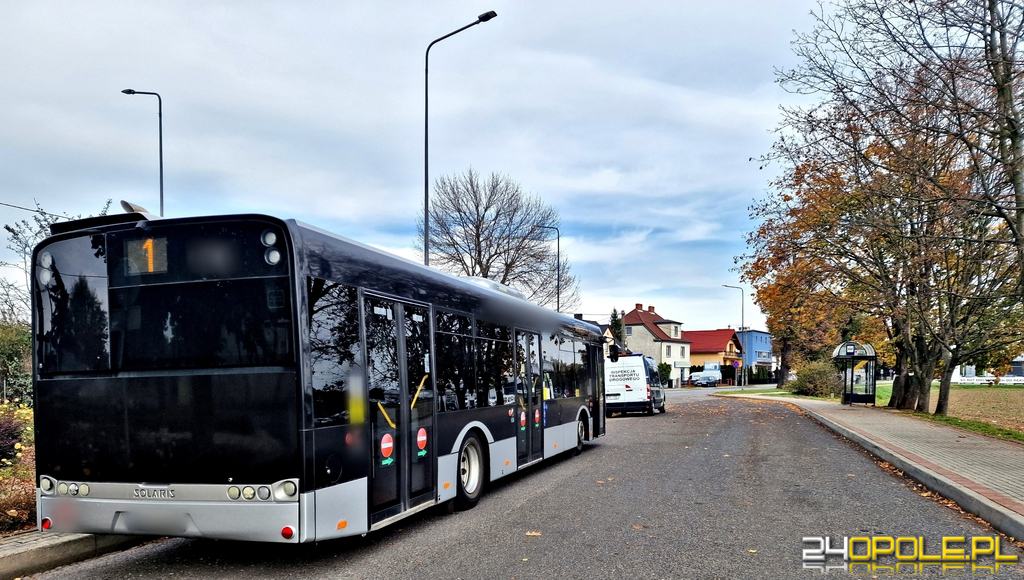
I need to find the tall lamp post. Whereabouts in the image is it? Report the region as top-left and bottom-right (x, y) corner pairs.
(121, 89), (164, 217)
(722, 284), (745, 387)
(536, 224), (560, 312)
(424, 10), (497, 266)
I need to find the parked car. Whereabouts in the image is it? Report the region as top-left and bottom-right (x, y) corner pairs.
(690, 362), (722, 387)
(604, 354), (666, 415)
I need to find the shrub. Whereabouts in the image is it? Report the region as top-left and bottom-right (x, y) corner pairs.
(0, 444), (35, 530)
(0, 404), (26, 462)
(0, 401), (34, 531)
(788, 361), (842, 398)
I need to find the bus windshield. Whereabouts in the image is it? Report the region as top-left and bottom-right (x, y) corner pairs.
(35, 221), (294, 375)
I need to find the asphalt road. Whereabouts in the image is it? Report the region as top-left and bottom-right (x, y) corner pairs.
(37, 390), (1022, 579)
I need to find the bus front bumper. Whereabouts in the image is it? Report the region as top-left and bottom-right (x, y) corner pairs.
(37, 492), (302, 543)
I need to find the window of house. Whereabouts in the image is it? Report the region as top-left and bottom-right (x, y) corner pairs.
(625, 326), (632, 336)
(665, 345), (672, 357)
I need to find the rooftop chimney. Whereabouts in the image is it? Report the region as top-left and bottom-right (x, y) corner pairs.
(648, 305), (655, 313)
(635, 303), (643, 311)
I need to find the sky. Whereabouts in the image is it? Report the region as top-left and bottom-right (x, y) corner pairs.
(1, 1), (820, 330)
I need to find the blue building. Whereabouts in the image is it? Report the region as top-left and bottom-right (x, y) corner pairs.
(736, 329), (774, 380)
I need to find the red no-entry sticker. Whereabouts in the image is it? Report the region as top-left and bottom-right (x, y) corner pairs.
(520, 411), (527, 427)
(381, 433), (394, 458)
(534, 409), (541, 424)
(417, 427), (428, 450)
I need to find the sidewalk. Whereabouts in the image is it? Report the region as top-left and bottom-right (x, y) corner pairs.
(721, 393), (1024, 540)
(0, 529), (142, 578)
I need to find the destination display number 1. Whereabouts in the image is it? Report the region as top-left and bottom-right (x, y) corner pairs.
(125, 237), (168, 275)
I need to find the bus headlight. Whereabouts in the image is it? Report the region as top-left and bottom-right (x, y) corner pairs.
(242, 486), (256, 500)
(282, 481), (297, 497)
(227, 486), (240, 500)
(40, 477), (53, 492)
(57, 482), (69, 495)
(79, 483), (90, 497)
(264, 248), (281, 266)
(68, 483), (79, 496)
(260, 230), (277, 247)
(37, 267), (52, 287)
(257, 486), (270, 501)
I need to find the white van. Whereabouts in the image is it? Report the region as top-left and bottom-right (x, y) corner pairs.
(604, 354), (666, 416)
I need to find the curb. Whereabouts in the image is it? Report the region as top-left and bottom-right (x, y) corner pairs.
(719, 393), (1024, 540)
(0, 532), (145, 579)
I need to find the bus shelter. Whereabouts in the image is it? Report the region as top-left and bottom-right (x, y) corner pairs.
(832, 341), (877, 405)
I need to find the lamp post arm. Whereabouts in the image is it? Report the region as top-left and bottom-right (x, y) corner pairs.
(424, 19), (483, 267)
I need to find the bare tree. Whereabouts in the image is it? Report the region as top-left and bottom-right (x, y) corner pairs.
(417, 169), (580, 310)
(779, 0), (1024, 280)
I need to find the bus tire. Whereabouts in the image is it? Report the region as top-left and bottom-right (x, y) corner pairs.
(646, 404), (655, 416)
(574, 418), (586, 455)
(455, 433), (485, 510)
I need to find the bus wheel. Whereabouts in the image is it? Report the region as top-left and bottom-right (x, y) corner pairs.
(646, 404), (655, 416)
(574, 418), (586, 455)
(456, 434), (484, 509)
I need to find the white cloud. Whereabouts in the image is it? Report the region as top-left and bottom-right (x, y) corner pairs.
(0, 0), (820, 329)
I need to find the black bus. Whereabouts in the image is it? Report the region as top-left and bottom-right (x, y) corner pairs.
(32, 210), (606, 542)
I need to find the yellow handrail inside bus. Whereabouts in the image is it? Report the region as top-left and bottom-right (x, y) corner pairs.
(410, 374), (429, 408)
(376, 401), (397, 429)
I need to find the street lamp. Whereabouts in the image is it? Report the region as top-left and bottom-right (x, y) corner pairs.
(424, 10), (498, 267)
(121, 89), (164, 217)
(536, 224), (560, 312)
(722, 284), (745, 387)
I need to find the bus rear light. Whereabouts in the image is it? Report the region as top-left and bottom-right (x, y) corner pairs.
(280, 526), (294, 540)
(41, 518), (52, 530)
(646, 385), (652, 400)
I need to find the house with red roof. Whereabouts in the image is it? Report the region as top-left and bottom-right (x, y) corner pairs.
(685, 329), (743, 375)
(622, 303), (691, 387)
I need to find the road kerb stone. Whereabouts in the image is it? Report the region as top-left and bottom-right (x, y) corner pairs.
(0, 531), (144, 578)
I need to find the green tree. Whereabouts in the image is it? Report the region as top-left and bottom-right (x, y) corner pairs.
(657, 362), (672, 386)
(609, 308), (624, 344)
(0, 323), (30, 403)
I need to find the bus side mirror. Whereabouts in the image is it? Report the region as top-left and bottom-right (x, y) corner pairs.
(609, 344), (620, 363)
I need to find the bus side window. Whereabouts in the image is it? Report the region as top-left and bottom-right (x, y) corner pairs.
(435, 311), (475, 412)
(542, 334), (560, 400)
(308, 277), (363, 427)
(475, 321), (513, 407)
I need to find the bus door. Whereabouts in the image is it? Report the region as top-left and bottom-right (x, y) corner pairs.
(364, 296), (435, 524)
(515, 331), (544, 465)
